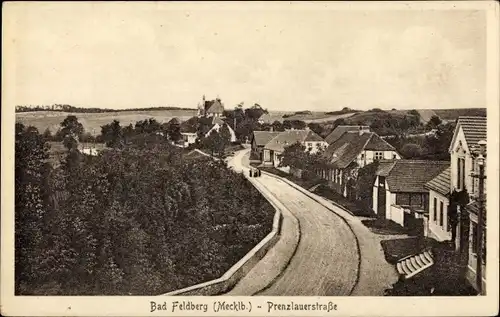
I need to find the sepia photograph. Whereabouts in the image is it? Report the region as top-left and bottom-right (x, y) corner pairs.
(1, 1), (498, 316)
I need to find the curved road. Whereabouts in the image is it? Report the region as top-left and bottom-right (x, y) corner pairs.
(230, 149), (360, 296)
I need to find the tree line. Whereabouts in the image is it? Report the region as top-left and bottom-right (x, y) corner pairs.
(15, 118), (274, 295)
(15, 104), (195, 113)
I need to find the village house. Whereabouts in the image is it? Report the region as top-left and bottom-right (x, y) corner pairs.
(324, 125), (371, 145)
(250, 130), (281, 161)
(318, 129), (400, 198)
(180, 132), (198, 148)
(445, 116), (487, 294)
(205, 116), (237, 142)
(262, 128), (327, 171)
(372, 160), (449, 234)
(197, 95), (225, 118)
(424, 167), (452, 241)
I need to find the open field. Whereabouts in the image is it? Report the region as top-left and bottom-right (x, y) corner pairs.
(275, 111), (358, 123)
(433, 108), (486, 121)
(16, 107), (486, 135)
(16, 109), (198, 135)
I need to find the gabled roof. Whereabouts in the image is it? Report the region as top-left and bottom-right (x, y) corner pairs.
(377, 160), (450, 193)
(324, 125), (371, 144)
(376, 160), (397, 176)
(211, 116), (225, 126)
(264, 129), (324, 152)
(168, 117), (181, 125)
(204, 99), (224, 114)
(364, 133), (396, 151)
(449, 116), (487, 153)
(424, 167), (451, 196)
(322, 131), (396, 169)
(252, 131), (281, 146)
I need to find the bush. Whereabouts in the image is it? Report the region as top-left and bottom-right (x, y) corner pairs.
(16, 128), (274, 295)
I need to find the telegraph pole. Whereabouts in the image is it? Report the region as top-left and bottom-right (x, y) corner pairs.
(473, 140), (486, 295)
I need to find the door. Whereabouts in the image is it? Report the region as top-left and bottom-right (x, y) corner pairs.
(377, 177), (386, 219)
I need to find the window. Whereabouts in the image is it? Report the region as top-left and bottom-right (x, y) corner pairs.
(375, 152), (383, 160)
(410, 194), (422, 206)
(393, 153), (397, 159)
(361, 153), (365, 159)
(433, 197), (437, 222)
(471, 157), (476, 194)
(439, 201), (444, 227)
(307, 142), (312, 147)
(457, 157), (465, 190)
(396, 193), (410, 206)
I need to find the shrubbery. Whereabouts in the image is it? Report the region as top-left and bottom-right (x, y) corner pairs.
(15, 123), (274, 295)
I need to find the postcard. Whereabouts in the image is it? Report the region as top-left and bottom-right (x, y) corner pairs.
(1, 1), (498, 316)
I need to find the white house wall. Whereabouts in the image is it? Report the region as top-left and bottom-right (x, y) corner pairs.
(428, 190), (452, 242)
(390, 205), (405, 227)
(372, 176), (379, 214)
(450, 126), (474, 194)
(356, 150), (400, 168)
(205, 124), (237, 142)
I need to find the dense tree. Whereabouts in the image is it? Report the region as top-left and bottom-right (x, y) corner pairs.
(400, 143), (423, 159)
(42, 128), (53, 141)
(101, 120), (124, 148)
(426, 115), (443, 129)
(307, 122), (324, 136)
(271, 120), (285, 132)
(15, 124), (51, 293)
(57, 115), (84, 141)
(16, 124), (274, 295)
(166, 121), (182, 143)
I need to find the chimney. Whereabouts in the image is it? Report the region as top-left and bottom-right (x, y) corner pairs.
(305, 126), (310, 131)
(270, 126), (274, 132)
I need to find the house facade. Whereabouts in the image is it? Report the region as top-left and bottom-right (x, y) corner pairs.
(181, 132), (198, 148)
(205, 116), (237, 142)
(319, 130), (401, 198)
(424, 167), (452, 241)
(372, 160), (449, 233)
(446, 116), (487, 294)
(262, 129), (327, 171)
(250, 130), (280, 161)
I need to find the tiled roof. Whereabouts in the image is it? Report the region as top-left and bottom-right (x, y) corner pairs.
(205, 99), (224, 114)
(324, 125), (371, 144)
(424, 167), (451, 196)
(457, 116), (487, 151)
(252, 131), (281, 146)
(264, 129), (324, 152)
(304, 130), (325, 142)
(364, 133), (396, 151)
(211, 116), (225, 126)
(379, 160), (450, 193)
(168, 117), (181, 125)
(376, 160), (397, 176)
(321, 131), (395, 169)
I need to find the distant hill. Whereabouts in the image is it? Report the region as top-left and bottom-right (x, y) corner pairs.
(433, 108), (487, 121)
(279, 111), (358, 123)
(16, 109), (198, 135)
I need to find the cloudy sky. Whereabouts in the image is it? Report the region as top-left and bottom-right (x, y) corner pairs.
(6, 2), (487, 112)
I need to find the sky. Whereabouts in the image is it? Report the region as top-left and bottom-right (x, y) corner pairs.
(6, 2), (487, 112)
